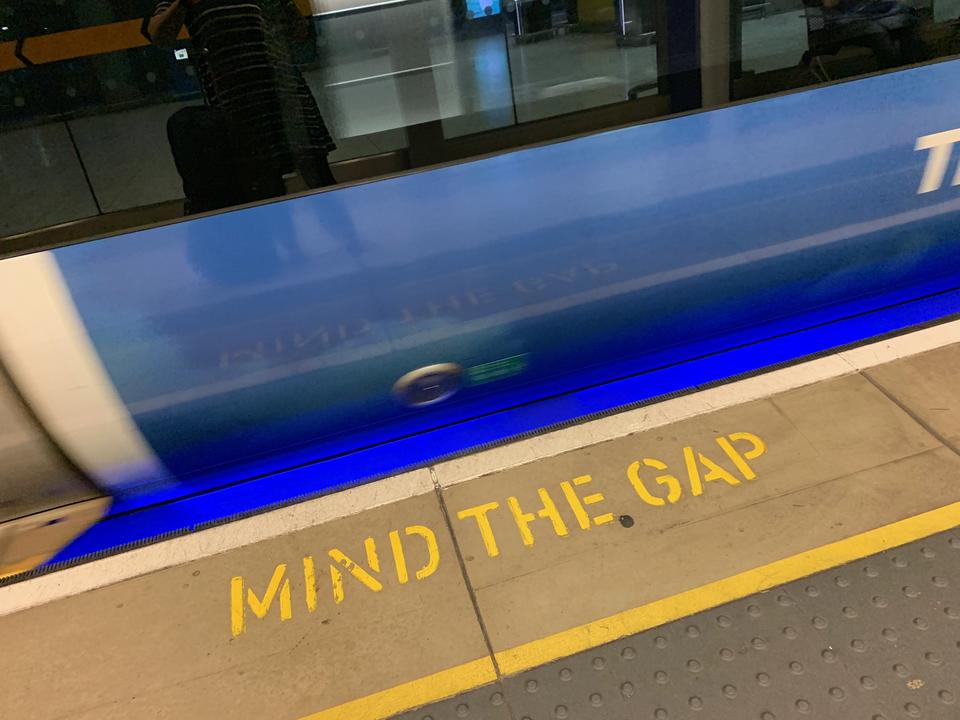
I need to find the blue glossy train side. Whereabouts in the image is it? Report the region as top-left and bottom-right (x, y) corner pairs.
(4, 59), (960, 513)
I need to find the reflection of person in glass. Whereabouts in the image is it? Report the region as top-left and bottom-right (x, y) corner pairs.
(148, 0), (338, 209)
(819, 0), (923, 68)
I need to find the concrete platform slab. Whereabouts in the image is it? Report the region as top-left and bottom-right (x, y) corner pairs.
(439, 374), (953, 668)
(0, 489), (493, 720)
(865, 342), (960, 450)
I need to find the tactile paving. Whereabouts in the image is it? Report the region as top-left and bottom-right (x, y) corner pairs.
(393, 682), (513, 720)
(394, 530), (960, 720)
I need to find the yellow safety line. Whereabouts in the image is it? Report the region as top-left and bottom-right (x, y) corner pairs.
(298, 657), (497, 720)
(495, 499), (960, 674)
(299, 500), (960, 720)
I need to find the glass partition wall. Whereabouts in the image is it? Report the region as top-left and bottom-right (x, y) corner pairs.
(2, 0), (959, 248)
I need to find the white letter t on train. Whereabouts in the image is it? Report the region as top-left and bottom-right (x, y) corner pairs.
(915, 128), (960, 193)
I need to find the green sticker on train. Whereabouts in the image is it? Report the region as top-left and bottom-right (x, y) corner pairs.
(466, 354), (529, 385)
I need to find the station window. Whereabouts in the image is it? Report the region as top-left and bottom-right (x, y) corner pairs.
(1, 0), (959, 251)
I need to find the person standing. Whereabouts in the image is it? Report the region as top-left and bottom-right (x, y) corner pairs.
(149, 0), (338, 211)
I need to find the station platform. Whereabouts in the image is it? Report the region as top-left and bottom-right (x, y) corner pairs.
(4, 320), (960, 720)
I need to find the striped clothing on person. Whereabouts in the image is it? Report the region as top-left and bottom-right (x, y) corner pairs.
(154, 0), (335, 172)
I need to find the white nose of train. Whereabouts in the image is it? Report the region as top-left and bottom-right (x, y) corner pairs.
(0, 253), (165, 577)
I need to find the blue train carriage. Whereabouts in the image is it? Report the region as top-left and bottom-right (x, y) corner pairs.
(4, 57), (960, 576)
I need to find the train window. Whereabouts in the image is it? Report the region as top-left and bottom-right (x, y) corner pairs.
(2, 0), (959, 253)
(501, 0), (659, 125)
(732, 1), (960, 103)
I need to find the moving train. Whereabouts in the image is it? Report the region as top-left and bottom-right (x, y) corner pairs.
(4, 55), (960, 578)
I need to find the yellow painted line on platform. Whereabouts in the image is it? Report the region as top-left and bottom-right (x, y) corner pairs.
(495, 499), (960, 674)
(299, 656), (497, 720)
(302, 500), (960, 720)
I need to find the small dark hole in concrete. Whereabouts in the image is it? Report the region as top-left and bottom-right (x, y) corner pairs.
(619, 514), (635, 528)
